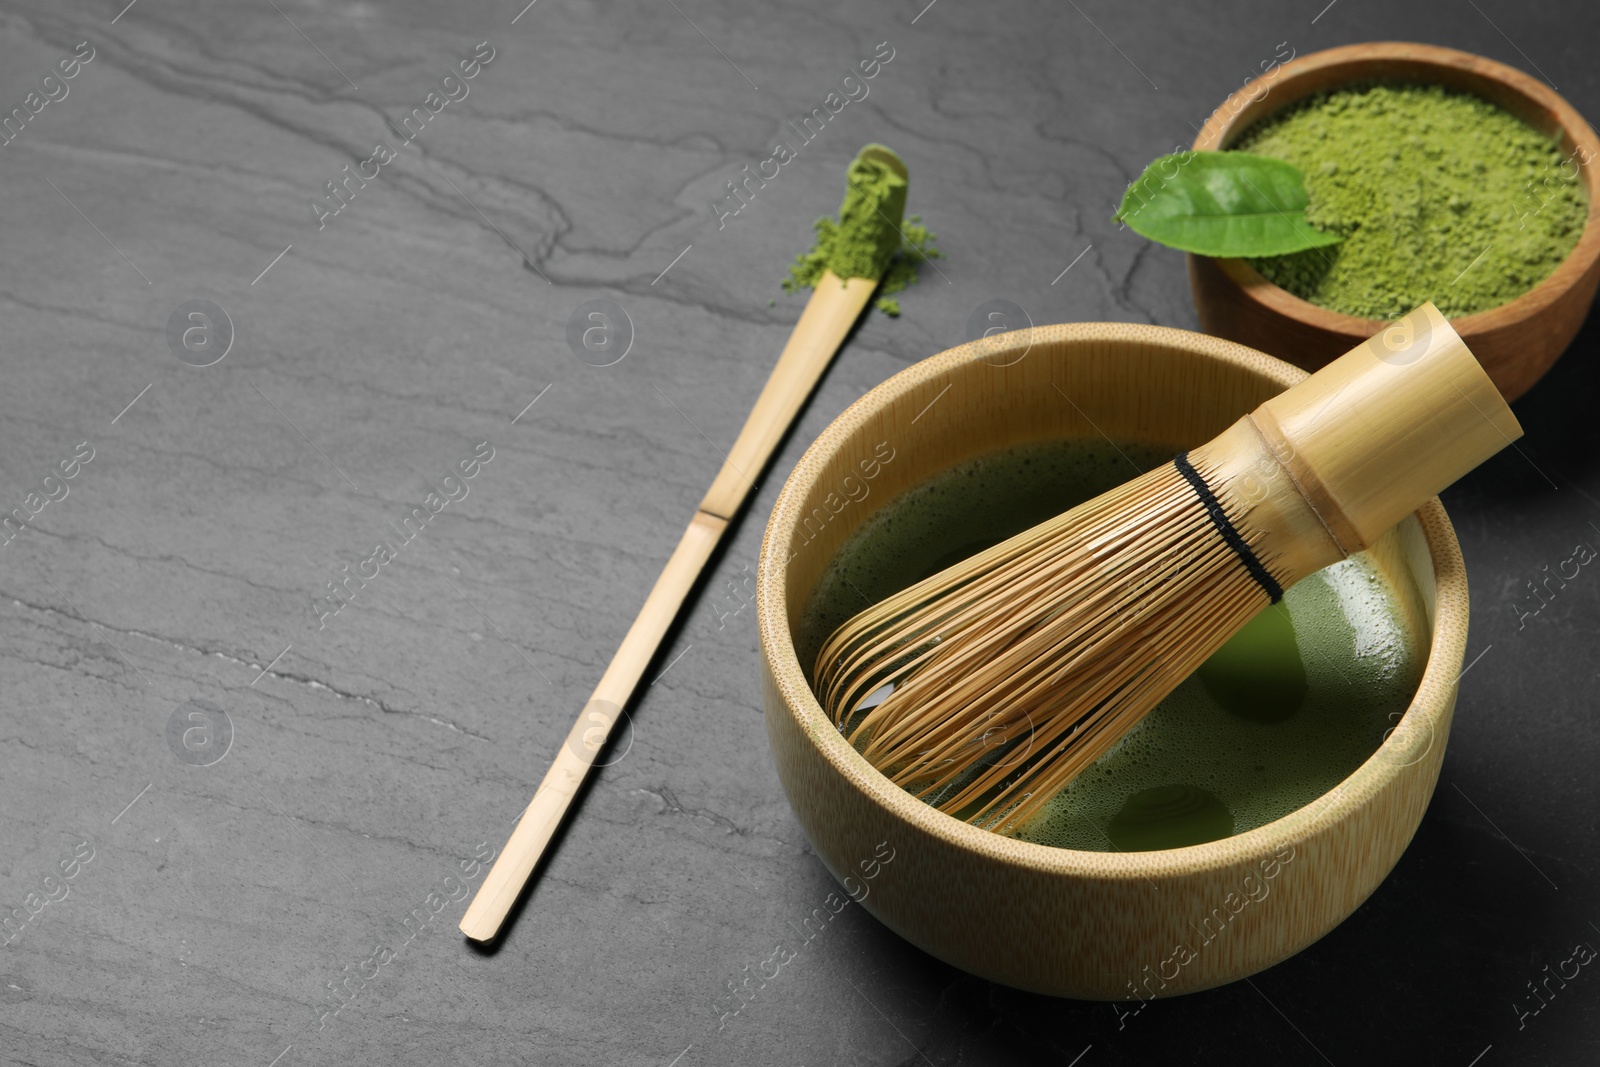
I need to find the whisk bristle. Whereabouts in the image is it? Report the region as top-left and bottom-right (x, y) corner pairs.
(815, 453), (1283, 833)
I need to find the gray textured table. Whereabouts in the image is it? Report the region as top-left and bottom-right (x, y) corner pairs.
(1, 0), (1595, 1063)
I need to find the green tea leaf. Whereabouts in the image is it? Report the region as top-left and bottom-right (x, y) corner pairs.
(1114, 151), (1342, 257)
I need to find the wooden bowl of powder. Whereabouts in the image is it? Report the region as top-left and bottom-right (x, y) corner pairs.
(1188, 41), (1600, 401)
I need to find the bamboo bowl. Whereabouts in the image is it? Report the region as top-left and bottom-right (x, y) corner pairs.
(756, 323), (1468, 999)
(1188, 41), (1600, 402)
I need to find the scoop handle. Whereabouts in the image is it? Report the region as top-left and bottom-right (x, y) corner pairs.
(459, 274), (879, 943)
(1248, 302), (1522, 553)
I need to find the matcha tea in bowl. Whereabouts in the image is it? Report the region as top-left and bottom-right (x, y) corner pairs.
(756, 317), (1492, 998)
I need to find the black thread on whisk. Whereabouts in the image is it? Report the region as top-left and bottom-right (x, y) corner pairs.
(1173, 451), (1283, 604)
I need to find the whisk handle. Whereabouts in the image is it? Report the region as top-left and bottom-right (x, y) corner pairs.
(1251, 302), (1522, 552)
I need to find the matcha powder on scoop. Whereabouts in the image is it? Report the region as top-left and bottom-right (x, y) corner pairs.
(782, 144), (941, 316)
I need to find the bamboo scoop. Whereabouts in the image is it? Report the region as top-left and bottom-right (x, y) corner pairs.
(815, 303), (1520, 832)
(461, 145), (914, 942)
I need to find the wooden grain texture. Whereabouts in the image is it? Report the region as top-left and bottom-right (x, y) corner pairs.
(1187, 41), (1600, 402)
(459, 510), (726, 940)
(1247, 303), (1521, 548)
(757, 322), (1469, 998)
(700, 275), (880, 520)
(463, 274), (878, 940)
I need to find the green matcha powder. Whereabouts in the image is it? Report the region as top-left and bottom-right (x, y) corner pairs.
(782, 150), (940, 316)
(1234, 82), (1587, 319)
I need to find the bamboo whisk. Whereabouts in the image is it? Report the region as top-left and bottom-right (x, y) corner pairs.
(815, 304), (1520, 832)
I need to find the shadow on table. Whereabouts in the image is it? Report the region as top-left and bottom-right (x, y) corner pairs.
(1464, 296), (1600, 503)
(841, 790), (1591, 1065)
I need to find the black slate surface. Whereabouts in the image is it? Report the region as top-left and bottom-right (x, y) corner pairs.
(0, 0), (1595, 1063)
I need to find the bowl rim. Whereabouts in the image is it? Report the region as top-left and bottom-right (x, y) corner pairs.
(1190, 40), (1600, 333)
(757, 322), (1469, 881)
